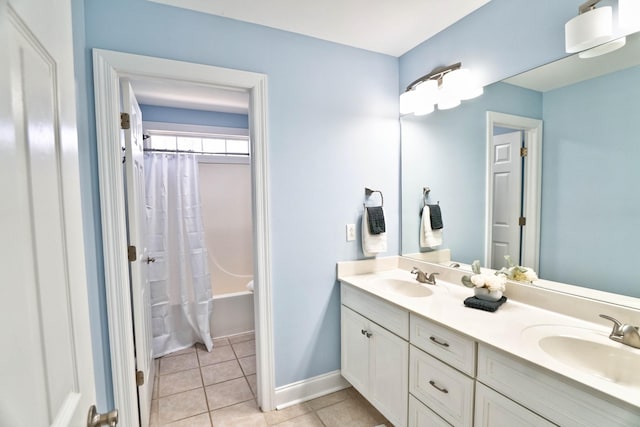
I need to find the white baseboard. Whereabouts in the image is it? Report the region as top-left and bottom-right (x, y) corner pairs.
(274, 370), (351, 410)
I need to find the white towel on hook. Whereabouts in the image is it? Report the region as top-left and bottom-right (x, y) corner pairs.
(420, 205), (442, 248)
(362, 207), (387, 256)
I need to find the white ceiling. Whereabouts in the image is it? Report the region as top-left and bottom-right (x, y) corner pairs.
(149, 0), (491, 57)
(130, 77), (250, 114)
(133, 0), (492, 114)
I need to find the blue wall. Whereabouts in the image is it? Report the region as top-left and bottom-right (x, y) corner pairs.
(539, 66), (640, 295)
(74, 0), (399, 408)
(71, 0), (114, 410)
(401, 82), (542, 260)
(139, 105), (249, 129)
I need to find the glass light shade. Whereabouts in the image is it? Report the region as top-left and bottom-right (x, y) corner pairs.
(437, 97), (461, 110)
(414, 103), (435, 116)
(578, 36), (626, 59)
(441, 68), (484, 101)
(619, 0), (640, 31)
(413, 80), (438, 115)
(399, 90), (417, 115)
(565, 6), (613, 53)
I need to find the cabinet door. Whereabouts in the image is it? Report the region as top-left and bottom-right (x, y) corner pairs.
(474, 383), (555, 427)
(341, 305), (370, 394)
(369, 321), (409, 427)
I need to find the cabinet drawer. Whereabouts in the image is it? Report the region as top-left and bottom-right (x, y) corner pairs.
(410, 346), (474, 427)
(410, 314), (476, 376)
(409, 394), (452, 427)
(474, 382), (555, 427)
(341, 283), (409, 340)
(477, 344), (640, 427)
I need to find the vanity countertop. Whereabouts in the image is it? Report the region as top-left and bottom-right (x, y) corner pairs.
(338, 264), (640, 410)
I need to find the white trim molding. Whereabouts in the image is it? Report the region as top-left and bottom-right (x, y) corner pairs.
(92, 49), (275, 424)
(485, 111), (542, 272)
(274, 371), (351, 410)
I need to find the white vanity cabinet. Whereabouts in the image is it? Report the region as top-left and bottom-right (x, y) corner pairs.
(477, 344), (640, 427)
(341, 284), (409, 427)
(339, 274), (640, 427)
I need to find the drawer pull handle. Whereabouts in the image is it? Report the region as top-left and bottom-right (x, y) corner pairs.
(361, 329), (372, 338)
(429, 336), (450, 347)
(429, 380), (449, 394)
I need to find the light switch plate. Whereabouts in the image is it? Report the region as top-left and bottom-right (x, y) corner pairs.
(346, 224), (356, 241)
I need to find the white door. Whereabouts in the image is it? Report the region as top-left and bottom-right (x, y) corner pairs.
(490, 130), (523, 269)
(0, 0), (99, 426)
(122, 81), (155, 427)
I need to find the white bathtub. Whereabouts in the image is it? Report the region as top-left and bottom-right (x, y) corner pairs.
(210, 291), (255, 338)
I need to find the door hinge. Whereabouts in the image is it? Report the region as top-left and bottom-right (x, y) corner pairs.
(120, 112), (130, 130)
(520, 147), (528, 157)
(519, 216), (527, 226)
(127, 245), (137, 262)
(136, 370), (144, 386)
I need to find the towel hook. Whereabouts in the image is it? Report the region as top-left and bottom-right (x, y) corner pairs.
(364, 187), (384, 207)
(421, 186), (439, 215)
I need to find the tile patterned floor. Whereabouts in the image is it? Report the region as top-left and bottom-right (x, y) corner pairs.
(150, 332), (390, 426)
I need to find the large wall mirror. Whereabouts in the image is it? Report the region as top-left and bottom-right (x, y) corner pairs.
(401, 31), (640, 299)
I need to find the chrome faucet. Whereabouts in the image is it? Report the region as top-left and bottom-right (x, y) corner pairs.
(411, 267), (439, 285)
(599, 314), (640, 349)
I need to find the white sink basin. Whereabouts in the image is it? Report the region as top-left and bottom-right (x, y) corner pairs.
(522, 325), (640, 386)
(371, 278), (433, 298)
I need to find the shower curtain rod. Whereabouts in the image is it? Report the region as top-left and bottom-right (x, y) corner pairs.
(142, 148), (250, 156)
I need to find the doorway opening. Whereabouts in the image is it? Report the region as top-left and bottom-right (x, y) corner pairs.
(94, 49), (274, 427)
(485, 111), (542, 272)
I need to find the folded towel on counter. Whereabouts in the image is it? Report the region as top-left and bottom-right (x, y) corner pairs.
(427, 204), (443, 230)
(362, 207), (387, 256)
(366, 206), (386, 234)
(420, 205), (442, 248)
(463, 296), (507, 312)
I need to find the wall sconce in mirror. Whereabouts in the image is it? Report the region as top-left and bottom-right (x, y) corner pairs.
(566, 0), (640, 59)
(619, 0), (640, 31)
(400, 62), (483, 116)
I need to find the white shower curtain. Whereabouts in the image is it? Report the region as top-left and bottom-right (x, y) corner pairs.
(145, 152), (214, 356)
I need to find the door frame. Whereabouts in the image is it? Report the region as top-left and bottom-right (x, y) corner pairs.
(485, 111), (542, 273)
(93, 49), (275, 426)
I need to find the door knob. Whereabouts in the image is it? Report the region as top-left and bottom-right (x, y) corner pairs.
(145, 256), (156, 264)
(87, 405), (118, 427)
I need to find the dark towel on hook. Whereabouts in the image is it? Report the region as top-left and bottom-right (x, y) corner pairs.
(428, 204), (443, 230)
(463, 296), (507, 312)
(366, 206), (386, 234)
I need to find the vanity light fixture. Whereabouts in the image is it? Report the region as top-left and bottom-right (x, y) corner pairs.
(565, 0), (636, 57)
(399, 62), (483, 116)
(565, 0), (614, 53)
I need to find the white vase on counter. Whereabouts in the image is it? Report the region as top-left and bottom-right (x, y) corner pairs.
(474, 287), (503, 301)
